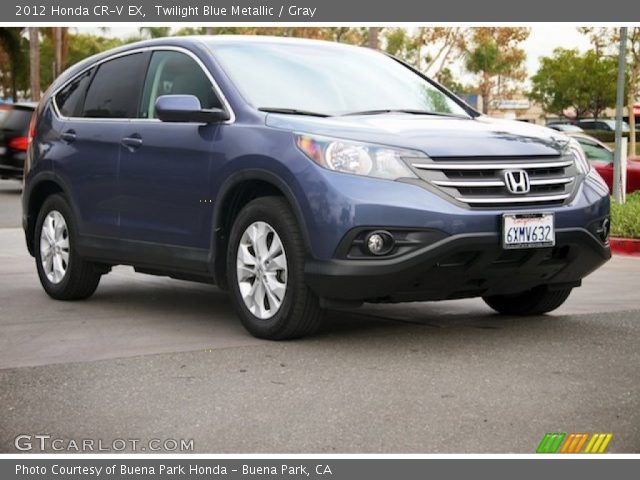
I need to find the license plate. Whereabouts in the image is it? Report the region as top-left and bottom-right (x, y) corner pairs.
(502, 213), (555, 249)
(0, 147), (5, 155)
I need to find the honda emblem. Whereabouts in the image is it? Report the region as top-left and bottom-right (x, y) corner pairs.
(504, 170), (530, 194)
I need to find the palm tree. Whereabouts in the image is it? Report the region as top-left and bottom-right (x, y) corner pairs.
(41, 27), (69, 79)
(368, 27), (380, 50)
(28, 28), (39, 100)
(0, 27), (26, 101)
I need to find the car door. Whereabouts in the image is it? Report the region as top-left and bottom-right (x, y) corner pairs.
(54, 53), (148, 238)
(118, 49), (225, 250)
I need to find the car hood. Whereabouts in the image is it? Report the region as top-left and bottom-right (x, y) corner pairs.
(265, 114), (570, 157)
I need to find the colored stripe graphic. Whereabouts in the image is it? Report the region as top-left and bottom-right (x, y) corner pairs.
(538, 433), (613, 453)
(572, 433), (589, 453)
(584, 433), (613, 453)
(536, 433), (566, 453)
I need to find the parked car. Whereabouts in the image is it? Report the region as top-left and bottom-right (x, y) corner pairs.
(547, 123), (584, 133)
(567, 132), (640, 193)
(576, 119), (630, 132)
(0, 102), (36, 180)
(22, 36), (611, 339)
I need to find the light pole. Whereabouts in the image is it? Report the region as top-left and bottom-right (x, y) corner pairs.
(613, 27), (628, 204)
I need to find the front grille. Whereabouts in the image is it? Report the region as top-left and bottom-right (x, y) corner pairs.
(408, 155), (579, 208)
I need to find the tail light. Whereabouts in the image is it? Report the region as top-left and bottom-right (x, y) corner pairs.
(10, 112), (37, 151)
(8, 136), (29, 151)
(27, 112), (36, 144)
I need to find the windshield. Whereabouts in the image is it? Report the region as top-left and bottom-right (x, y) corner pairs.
(577, 139), (614, 162)
(208, 40), (470, 117)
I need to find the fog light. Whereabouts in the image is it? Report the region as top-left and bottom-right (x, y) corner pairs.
(599, 218), (610, 243)
(364, 230), (394, 256)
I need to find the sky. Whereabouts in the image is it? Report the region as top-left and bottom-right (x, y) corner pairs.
(524, 26), (592, 75)
(77, 25), (594, 78)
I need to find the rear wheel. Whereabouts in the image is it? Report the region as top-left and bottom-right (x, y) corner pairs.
(483, 287), (572, 316)
(34, 194), (102, 300)
(227, 196), (323, 340)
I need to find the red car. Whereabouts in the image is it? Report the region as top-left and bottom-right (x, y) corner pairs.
(568, 133), (640, 193)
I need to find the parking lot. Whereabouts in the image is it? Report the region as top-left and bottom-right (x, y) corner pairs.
(0, 178), (639, 453)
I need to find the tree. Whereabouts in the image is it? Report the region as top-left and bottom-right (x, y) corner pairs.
(29, 28), (39, 101)
(139, 27), (172, 39)
(419, 28), (469, 75)
(626, 28), (640, 155)
(38, 32), (124, 88)
(464, 27), (529, 114)
(435, 68), (469, 95)
(368, 27), (379, 50)
(529, 48), (618, 120)
(578, 27), (616, 56)
(0, 27), (27, 100)
(579, 27), (640, 153)
(326, 27), (367, 45)
(383, 27), (468, 78)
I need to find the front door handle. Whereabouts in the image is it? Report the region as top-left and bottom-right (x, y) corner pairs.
(121, 134), (143, 151)
(60, 130), (76, 143)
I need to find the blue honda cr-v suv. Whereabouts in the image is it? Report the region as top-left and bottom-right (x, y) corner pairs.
(23, 36), (611, 339)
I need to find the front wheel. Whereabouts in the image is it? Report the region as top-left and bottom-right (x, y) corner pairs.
(226, 196), (323, 340)
(483, 286), (573, 316)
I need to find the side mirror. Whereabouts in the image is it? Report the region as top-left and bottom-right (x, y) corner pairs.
(155, 95), (229, 123)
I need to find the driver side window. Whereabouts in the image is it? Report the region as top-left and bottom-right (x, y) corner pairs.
(139, 50), (222, 119)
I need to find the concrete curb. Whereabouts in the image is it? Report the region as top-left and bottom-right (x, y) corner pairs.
(610, 237), (640, 256)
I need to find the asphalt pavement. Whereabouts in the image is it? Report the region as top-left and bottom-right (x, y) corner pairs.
(0, 179), (638, 453)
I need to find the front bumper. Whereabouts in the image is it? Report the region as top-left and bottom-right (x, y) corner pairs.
(305, 228), (610, 302)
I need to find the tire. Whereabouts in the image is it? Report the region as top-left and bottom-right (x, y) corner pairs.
(34, 194), (102, 300)
(483, 286), (573, 316)
(226, 196), (323, 340)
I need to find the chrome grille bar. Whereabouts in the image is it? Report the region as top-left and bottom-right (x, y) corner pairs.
(529, 177), (574, 186)
(409, 155), (578, 207)
(412, 160), (573, 170)
(432, 180), (505, 187)
(433, 177), (575, 188)
(456, 193), (571, 204)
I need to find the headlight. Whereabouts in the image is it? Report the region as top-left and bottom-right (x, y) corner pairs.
(567, 138), (590, 174)
(295, 133), (420, 180)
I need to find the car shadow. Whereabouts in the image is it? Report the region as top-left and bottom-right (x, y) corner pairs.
(89, 273), (567, 344)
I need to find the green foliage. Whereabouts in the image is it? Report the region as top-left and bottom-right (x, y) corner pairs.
(0, 27), (29, 99)
(435, 67), (470, 94)
(611, 192), (640, 238)
(139, 27), (171, 39)
(463, 28), (529, 112)
(383, 28), (420, 65)
(529, 48), (618, 119)
(39, 33), (124, 87)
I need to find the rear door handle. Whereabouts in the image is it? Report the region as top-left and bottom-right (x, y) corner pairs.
(60, 130), (76, 143)
(121, 134), (143, 151)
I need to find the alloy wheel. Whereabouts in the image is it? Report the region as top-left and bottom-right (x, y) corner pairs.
(236, 221), (288, 319)
(39, 210), (70, 284)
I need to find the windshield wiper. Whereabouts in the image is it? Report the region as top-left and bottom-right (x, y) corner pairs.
(258, 107), (331, 118)
(341, 109), (466, 118)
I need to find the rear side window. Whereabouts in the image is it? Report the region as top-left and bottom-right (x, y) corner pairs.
(55, 69), (93, 117)
(0, 107), (9, 124)
(139, 50), (221, 119)
(0, 107), (33, 134)
(82, 53), (146, 118)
